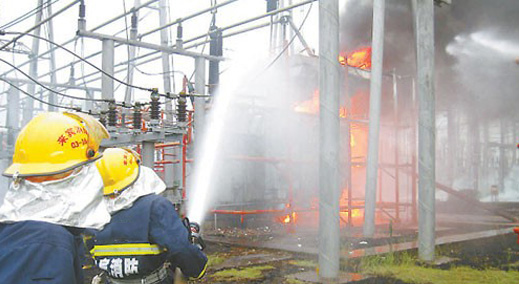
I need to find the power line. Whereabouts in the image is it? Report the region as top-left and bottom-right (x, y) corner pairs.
(0, 57), (107, 102)
(0, 0), (61, 30)
(3, 31), (155, 93)
(0, 77), (82, 112)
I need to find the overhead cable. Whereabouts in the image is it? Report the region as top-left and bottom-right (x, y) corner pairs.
(0, 0), (61, 30)
(0, 77), (82, 112)
(3, 31), (155, 93)
(0, 57), (107, 102)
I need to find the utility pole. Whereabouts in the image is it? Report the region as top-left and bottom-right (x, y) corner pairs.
(413, 0), (436, 262)
(363, 0), (385, 238)
(318, 0), (340, 281)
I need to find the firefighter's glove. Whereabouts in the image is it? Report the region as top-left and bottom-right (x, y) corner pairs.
(190, 222), (206, 251)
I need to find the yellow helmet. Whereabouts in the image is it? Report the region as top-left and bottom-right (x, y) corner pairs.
(3, 112), (109, 177)
(95, 148), (141, 196)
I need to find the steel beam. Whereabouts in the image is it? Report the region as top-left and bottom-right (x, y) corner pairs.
(318, 0), (340, 280)
(363, 0), (385, 238)
(78, 30), (224, 61)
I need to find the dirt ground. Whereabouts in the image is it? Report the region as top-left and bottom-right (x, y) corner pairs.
(83, 232), (519, 283)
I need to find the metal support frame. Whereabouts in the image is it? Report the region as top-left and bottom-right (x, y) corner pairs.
(414, 0), (436, 262)
(318, 0), (340, 280)
(363, 0), (385, 238)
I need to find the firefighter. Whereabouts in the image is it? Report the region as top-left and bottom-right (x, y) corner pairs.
(0, 112), (110, 283)
(91, 148), (207, 284)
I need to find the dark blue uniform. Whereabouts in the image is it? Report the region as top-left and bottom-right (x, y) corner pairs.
(92, 194), (207, 282)
(0, 221), (83, 283)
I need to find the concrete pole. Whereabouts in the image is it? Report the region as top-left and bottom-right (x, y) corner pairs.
(142, 141), (155, 168)
(101, 39), (115, 108)
(194, 57), (206, 138)
(159, 0), (174, 124)
(46, 0), (57, 111)
(23, 0), (44, 125)
(318, 0), (340, 280)
(363, 0), (385, 238)
(414, 0), (436, 262)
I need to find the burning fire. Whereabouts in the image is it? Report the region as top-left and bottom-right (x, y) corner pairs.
(339, 47), (372, 70)
(293, 90), (348, 118)
(280, 212), (298, 224)
(293, 90), (319, 114)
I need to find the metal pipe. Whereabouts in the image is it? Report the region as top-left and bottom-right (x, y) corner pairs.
(139, 0), (240, 39)
(414, 0), (436, 262)
(184, 22), (273, 50)
(91, 0), (159, 33)
(363, 0), (385, 238)
(288, 17), (315, 57)
(318, 0), (340, 280)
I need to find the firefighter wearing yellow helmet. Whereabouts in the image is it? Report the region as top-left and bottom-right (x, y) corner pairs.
(91, 148), (207, 283)
(0, 112), (111, 284)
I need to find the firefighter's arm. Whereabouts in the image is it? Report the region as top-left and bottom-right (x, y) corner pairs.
(149, 197), (208, 279)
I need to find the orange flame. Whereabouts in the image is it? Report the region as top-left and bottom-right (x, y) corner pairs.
(339, 47), (372, 70)
(293, 90), (319, 114)
(283, 214), (291, 224)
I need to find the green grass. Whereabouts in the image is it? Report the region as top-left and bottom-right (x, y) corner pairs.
(359, 251), (519, 284)
(207, 253), (226, 267)
(288, 259), (318, 269)
(212, 265), (275, 281)
(285, 278), (307, 284)
(366, 265), (519, 284)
